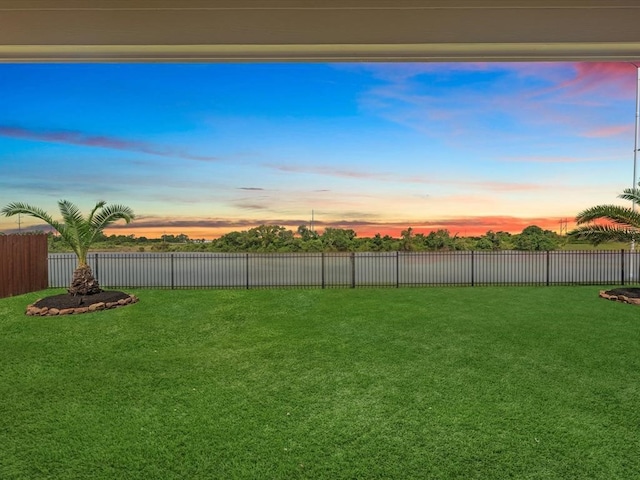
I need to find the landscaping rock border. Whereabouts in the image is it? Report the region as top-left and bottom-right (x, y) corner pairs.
(599, 288), (640, 306)
(26, 294), (139, 316)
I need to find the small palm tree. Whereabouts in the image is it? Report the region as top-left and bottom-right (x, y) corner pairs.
(570, 188), (640, 245)
(1, 200), (134, 295)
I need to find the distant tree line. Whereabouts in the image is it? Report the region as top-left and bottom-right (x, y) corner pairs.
(31, 185), (640, 257)
(47, 224), (565, 253)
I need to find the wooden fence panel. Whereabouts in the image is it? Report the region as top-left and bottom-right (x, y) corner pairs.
(0, 234), (48, 299)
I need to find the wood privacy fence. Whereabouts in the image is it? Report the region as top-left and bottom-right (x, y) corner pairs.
(0, 234), (48, 298)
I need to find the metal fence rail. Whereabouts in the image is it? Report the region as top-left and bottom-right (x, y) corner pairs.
(48, 250), (640, 289)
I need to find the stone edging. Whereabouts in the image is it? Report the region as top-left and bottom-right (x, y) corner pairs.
(26, 295), (139, 316)
(599, 290), (640, 305)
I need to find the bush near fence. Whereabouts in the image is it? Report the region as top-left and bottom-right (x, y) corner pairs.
(48, 250), (639, 290)
(1, 234), (48, 298)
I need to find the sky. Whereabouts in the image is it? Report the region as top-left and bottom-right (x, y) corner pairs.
(0, 61), (638, 239)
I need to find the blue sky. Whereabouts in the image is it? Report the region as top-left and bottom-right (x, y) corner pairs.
(0, 62), (637, 238)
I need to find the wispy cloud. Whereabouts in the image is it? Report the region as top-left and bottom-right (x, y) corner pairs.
(237, 187), (265, 191)
(552, 62), (637, 100)
(2, 163), (233, 202)
(0, 178), (126, 197)
(233, 203), (269, 210)
(497, 153), (626, 164)
(581, 125), (633, 138)
(0, 125), (220, 163)
(264, 162), (547, 192)
(341, 62), (497, 83)
(265, 163), (391, 181)
(353, 62), (637, 145)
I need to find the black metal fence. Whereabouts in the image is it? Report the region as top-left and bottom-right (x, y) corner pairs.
(48, 250), (640, 289)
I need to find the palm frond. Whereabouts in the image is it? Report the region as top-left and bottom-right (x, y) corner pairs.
(3, 199), (134, 286)
(81, 201), (110, 255)
(2, 202), (56, 225)
(87, 200), (107, 225)
(84, 204), (134, 250)
(57, 200), (92, 260)
(91, 204), (135, 231)
(575, 204), (640, 228)
(618, 187), (640, 204)
(57, 200), (85, 228)
(568, 224), (637, 245)
(3, 200), (133, 260)
(1, 201), (66, 235)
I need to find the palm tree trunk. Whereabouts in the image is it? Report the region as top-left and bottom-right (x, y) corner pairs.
(68, 264), (102, 296)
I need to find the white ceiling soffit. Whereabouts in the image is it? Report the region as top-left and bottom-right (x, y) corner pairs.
(1, 0), (640, 62)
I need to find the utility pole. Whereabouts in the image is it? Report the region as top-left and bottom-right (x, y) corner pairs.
(630, 63), (639, 282)
(633, 64), (640, 212)
(559, 219), (567, 236)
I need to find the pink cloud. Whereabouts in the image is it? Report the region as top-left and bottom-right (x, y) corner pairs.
(0, 125), (220, 162)
(539, 62), (638, 101)
(581, 124), (634, 138)
(359, 62), (639, 144)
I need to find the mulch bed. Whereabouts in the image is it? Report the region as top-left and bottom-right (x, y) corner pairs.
(600, 287), (640, 305)
(27, 290), (138, 316)
(602, 288), (640, 298)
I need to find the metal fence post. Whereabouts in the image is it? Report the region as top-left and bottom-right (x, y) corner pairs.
(546, 251), (550, 286)
(471, 251), (475, 287)
(396, 251), (400, 288)
(321, 252), (325, 289)
(350, 252), (356, 288)
(246, 253), (250, 289)
(621, 249), (625, 285)
(170, 253), (175, 289)
(94, 252), (99, 283)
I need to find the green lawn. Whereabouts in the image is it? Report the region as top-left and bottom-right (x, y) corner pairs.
(1, 287), (639, 479)
(561, 241), (632, 251)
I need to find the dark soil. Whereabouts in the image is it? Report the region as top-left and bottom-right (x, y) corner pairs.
(33, 290), (132, 310)
(603, 287), (640, 298)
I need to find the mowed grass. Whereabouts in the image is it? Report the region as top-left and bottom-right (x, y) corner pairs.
(1, 287), (639, 479)
(561, 242), (631, 251)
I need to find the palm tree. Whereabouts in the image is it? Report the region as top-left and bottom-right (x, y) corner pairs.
(1, 200), (135, 295)
(570, 188), (640, 245)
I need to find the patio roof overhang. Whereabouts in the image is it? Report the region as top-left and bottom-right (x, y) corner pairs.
(0, 0), (639, 63)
